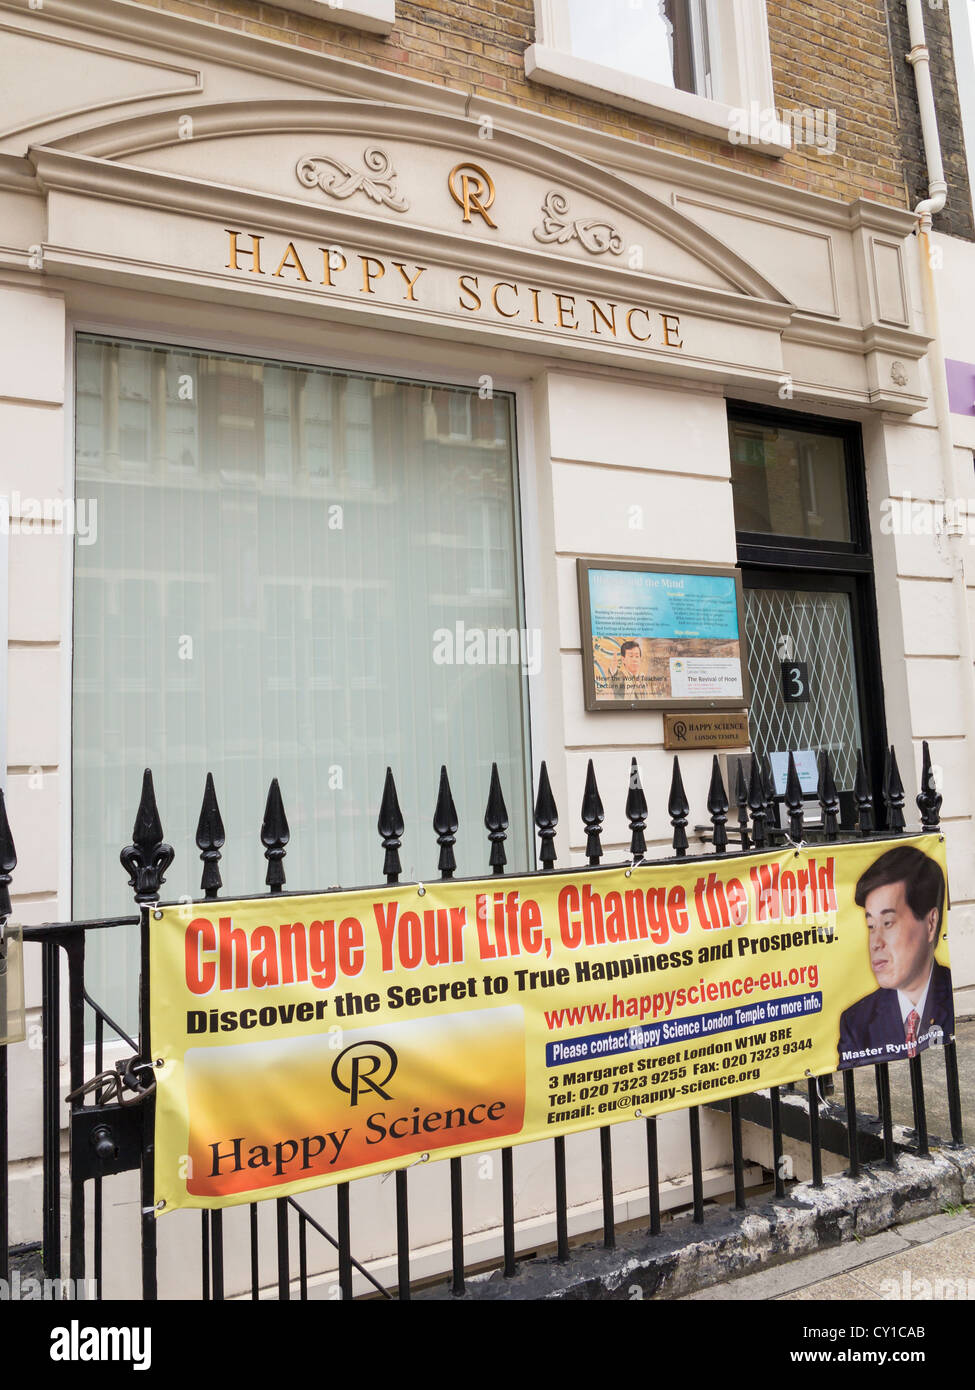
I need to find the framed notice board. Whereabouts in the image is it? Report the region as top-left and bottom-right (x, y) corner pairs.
(577, 559), (750, 712)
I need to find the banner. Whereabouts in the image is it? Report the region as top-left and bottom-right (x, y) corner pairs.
(151, 834), (952, 1213)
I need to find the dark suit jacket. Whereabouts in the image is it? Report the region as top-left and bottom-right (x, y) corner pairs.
(837, 961), (954, 1070)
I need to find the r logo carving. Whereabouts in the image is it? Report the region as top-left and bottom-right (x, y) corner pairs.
(448, 163), (497, 228)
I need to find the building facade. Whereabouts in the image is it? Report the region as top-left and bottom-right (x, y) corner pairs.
(2, 0), (974, 1295)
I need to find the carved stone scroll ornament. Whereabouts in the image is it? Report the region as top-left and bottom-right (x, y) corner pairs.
(295, 147), (409, 212)
(532, 191), (624, 255)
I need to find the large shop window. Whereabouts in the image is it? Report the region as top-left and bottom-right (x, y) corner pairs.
(74, 336), (532, 1024)
(728, 404), (886, 832)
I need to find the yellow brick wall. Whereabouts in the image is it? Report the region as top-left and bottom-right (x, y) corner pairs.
(143, 0), (910, 206)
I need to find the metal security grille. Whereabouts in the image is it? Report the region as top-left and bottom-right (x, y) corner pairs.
(744, 588), (863, 792)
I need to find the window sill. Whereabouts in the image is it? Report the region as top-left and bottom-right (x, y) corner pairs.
(281, 0), (395, 35)
(524, 44), (789, 157)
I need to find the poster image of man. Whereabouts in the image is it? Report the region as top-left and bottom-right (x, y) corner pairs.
(608, 640), (646, 699)
(592, 638), (654, 701)
(837, 845), (953, 1069)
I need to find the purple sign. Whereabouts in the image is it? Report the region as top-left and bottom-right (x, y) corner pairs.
(946, 359), (975, 416)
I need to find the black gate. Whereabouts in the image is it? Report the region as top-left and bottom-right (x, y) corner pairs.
(0, 742), (966, 1299)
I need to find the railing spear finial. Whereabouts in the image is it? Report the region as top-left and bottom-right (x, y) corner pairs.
(434, 766), (458, 880)
(626, 757), (647, 862)
(735, 758), (750, 853)
(817, 750), (839, 841)
(707, 756), (729, 855)
(484, 763), (508, 876)
(761, 753), (776, 828)
(747, 756), (767, 851)
(884, 746), (905, 835)
(534, 762), (558, 871)
(261, 778), (289, 894)
(196, 772), (225, 900)
(379, 767), (405, 885)
(668, 756), (689, 858)
(582, 759), (604, 866)
(917, 741), (942, 832)
(854, 750), (874, 835)
(785, 752), (804, 842)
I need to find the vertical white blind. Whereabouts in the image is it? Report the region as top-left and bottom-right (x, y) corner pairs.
(74, 336), (532, 1025)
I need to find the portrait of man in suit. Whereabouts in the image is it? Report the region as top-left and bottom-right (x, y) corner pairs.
(837, 845), (953, 1070)
(607, 640), (650, 701)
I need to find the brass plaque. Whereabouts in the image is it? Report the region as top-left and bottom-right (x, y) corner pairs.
(664, 712), (750, 751)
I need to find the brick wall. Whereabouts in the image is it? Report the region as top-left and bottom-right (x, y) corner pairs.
(144, 0), (913, 208)
(886, 0), (974, 240)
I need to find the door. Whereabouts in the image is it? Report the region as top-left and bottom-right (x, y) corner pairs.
(729, 403), (887, 831)
(742, 573), (882, 830)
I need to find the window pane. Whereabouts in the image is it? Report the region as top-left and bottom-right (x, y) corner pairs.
(729, 420), (852, 543)
(561, 0), (706, 94)
(744, 588), (863, 796)
(73, 337), (532, 1028)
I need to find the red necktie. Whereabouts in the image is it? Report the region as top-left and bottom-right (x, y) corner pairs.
(905, 1009), (920, 1059)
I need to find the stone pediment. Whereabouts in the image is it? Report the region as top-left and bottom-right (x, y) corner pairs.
(40, 100), (794, 318)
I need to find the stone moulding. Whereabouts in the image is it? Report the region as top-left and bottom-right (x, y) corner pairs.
(295, 147), (409, 212)
(533, 190), (624, 256)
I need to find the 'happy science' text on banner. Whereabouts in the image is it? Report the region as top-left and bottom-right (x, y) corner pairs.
(150, 835), (952, 1213)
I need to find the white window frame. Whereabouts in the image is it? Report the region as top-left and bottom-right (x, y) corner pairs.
(280, 0), (394, 35)
(525, 0), (789, 156)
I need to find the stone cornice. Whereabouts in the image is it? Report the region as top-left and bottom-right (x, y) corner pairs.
(0, 153), (40, 194)
(848, 198), (920, 237)
(785, 314), (932, 359)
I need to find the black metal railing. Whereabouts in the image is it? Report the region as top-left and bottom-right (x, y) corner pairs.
(0, 740), (966, 1300)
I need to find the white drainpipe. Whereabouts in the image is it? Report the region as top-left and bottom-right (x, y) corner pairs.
(906, 0), (948, 224)
(904, 0), (975, 814)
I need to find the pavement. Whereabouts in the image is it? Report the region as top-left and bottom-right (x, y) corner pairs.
(686, 1208), (975, 1300)
(687, 1016), (975, 1300)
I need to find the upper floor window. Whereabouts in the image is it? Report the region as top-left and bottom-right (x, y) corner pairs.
(526, 0), (789, 155)
(555, 0), (712, 97)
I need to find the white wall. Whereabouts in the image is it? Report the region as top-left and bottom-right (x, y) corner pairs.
(538, 369), (743, 861)
(0, 280), (69, 1240)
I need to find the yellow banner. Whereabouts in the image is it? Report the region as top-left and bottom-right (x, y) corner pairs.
(151, 834), (953, 1213)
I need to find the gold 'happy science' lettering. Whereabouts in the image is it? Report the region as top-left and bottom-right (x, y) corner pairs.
(222, 231), (683, 350)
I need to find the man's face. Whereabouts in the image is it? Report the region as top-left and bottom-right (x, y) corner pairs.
(622, 646), (642, 675)
(863, 880), (938, 998)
